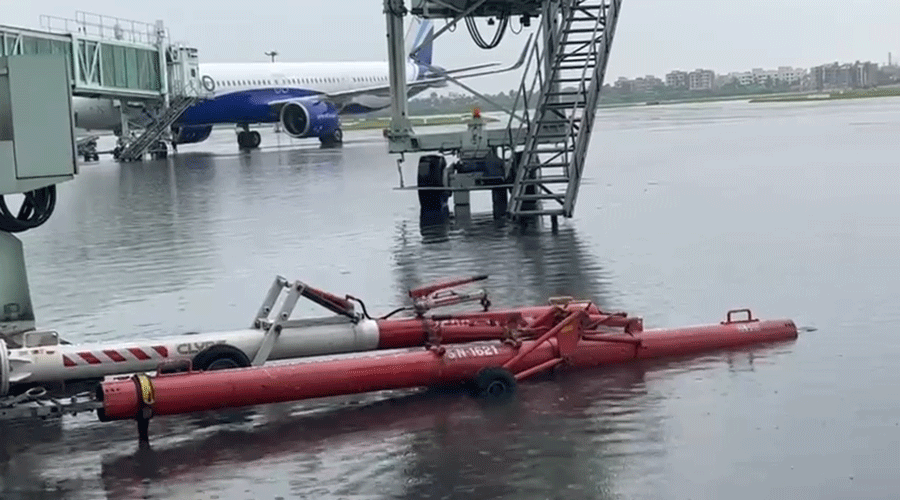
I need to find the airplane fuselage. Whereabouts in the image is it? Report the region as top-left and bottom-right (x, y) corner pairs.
(72, 60), (432, 132)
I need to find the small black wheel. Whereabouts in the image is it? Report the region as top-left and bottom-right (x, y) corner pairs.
(192, 344), (252, 372)
(472, 367), (517, 400)
(318, 128), (343, 147)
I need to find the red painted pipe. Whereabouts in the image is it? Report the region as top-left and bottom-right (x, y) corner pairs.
(97, 315), (797, 422)
(373, 303), (618, 349)
(408, 275), (489, 299)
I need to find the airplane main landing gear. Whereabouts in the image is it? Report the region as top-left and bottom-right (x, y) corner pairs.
(148, 140), (168, 160)
(237, 130), (261, 150)
(319, 128), (343, 148)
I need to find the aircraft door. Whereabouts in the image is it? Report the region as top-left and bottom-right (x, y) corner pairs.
(167, 44), (203, 97)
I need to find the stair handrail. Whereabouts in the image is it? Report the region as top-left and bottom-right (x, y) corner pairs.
(563, 0), (620, 214)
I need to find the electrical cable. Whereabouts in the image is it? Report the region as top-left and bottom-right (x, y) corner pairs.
(509, 15), (524, 35)
(0, 185), (57, 233)
(465, 14), (508, 49)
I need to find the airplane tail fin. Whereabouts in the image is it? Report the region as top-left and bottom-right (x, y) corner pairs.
(409, 19), (434, 67)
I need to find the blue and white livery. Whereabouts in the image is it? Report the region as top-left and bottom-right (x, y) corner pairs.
(72, 21), (523, 151)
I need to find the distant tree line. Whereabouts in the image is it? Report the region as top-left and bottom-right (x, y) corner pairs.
(364, 80), (805, 117)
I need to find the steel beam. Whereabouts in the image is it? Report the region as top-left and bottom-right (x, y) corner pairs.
(385, 0), (415, 148)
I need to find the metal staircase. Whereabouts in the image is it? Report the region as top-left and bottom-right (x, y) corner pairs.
(507, 0), (622, 219)
(116, 94), (198, 161)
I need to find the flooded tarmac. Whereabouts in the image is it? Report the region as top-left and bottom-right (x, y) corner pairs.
(3, 97), (900, 499)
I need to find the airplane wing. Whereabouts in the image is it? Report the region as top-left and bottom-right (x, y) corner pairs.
(267, 34), (531, 114)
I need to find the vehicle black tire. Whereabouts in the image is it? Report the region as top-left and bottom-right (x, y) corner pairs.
(192, 344), (252, 372)
(472, 367), (517, 400)
(417, 154), (449, 212)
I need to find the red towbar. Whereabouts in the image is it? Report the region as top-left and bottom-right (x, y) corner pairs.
(97, 307), (798, 442)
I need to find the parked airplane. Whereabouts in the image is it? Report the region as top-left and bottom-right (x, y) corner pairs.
(72, 20), (527, 153)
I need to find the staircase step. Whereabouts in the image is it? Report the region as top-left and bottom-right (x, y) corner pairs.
(545, 90), (585, 97)
(532, 162), (570, 169)
(517, 176), (571, 185)
(535, 133), (576, 140)
(543, 101), (588, 109)
(556, 65), (597, 71)
(560, 38), (600, 45)
(521, 146), (569, 156)
(512, 193), (566, 202)
(555, 55), (597, 63)
(538, 118), (583, 125)
(509, 208), (567, 217)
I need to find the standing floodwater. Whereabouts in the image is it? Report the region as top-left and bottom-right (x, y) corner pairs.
(2, 98), (899, 500)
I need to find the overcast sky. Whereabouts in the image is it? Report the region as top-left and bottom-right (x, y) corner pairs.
(8, 1), (900, 94)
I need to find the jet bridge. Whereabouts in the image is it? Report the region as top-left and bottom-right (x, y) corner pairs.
(1, 12), (167, 100)
(385, 0), (622, 224)
(1, 12), (208, 161)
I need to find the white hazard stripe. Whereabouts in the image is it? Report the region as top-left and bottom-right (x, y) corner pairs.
(62, 346), (170, 367)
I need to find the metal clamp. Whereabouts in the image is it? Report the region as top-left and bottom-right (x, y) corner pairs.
(132, 373), (155, 420)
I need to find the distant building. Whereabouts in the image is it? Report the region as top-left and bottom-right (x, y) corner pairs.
(879, 63), (900, 84)
(717, 71), (752, 87)
(718, 66), (806, 88)
(854, 61), (879, 88)
(688, 69), (715, 90)
(665, 70), (688, 88)
(632, 75), (664, 92)
(810, 63), (849, 90)
(810, 61), (879, 90)
(613, 76), (633, 92)
(775, 66), (807, 85)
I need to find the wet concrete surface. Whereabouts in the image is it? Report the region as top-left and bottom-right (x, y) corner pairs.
(2, 98), (900, 499)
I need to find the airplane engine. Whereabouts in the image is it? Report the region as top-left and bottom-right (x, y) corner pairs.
(172, 125), (214, 145)
(279, 99), (340, 139)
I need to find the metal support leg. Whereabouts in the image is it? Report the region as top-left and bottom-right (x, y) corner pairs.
(491, 188), (508, 220)
(253, 275), (289, 327)
(0, 232), (35, 338)
(453, 189), (471, 221)
(137, 417), (150, 445)
(251, 282), (303, 366)
(118, 101), (130, 139)
(385, 0), (413, 146)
